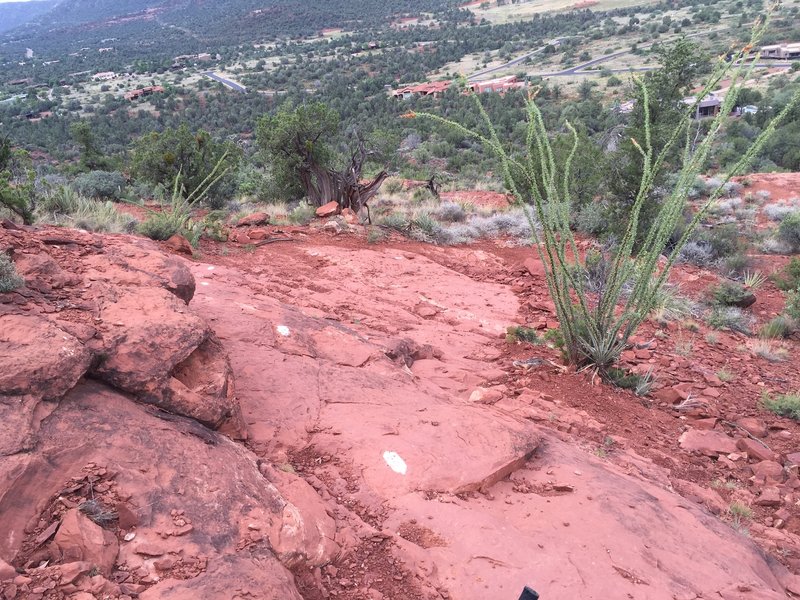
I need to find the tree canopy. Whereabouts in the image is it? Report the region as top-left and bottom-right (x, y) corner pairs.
(130, 124), (241, 208)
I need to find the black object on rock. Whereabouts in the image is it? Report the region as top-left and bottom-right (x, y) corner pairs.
(518, 587), (540, 600)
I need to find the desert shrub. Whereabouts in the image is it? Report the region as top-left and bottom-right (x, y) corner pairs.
(70, 199), (136, 233)
(786, 289), (800, 320)
(38, 186), (81, 215)
(760, 236), (793, 255)
(760, 315), (795, 339)
(763, 204), (799, 222)
(721, 181), (744, 197)
(366, 227), (386, 244)
(650, 284), (696, 321)
(773, 258), (800, 290)
(0, 253), (23, 292)
(710, 280), (753, 306)
(379, 212), (409, 231)
(37, 193), (136, 233)
(751, 339), (789, 361)
(756, 190), (772, 202)
(778, 212), (800, 252)
(435, 202), (466, 223)
(763, 391), (800, 420)
(706, 306), (753, 334)
(574, 202), (608, 235)
(383, 178), (404, 195)
(72, 170), (126, 200)
(138, 210), (189, 241)
(607, 367), (656, 396)
(138, 156), (228, 245)
(677, 240), (716, 267)
(710, 196), (743, 215)
(724, 253), (751, 276)
(506, 326), (540, 343)
(287, 202), (316, 225)
(686, 176), (707, 199)
(412, 187), (435, 203)
(431, 223), (479, 245)
(704, 224), (743, 258)
(469, 209), (534, 240)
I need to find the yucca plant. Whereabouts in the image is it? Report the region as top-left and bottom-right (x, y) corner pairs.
(414, 17), (800, 380)
(138, 153), (230, 245)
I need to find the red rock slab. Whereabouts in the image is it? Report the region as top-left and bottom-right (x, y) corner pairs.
(384, 435), (789, 600)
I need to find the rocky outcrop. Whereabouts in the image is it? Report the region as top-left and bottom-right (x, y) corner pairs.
(0, 225), (338, 599)
(188, 243), (800, 600)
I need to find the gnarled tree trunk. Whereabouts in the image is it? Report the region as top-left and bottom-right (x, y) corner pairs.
(299, 134), (387, 213)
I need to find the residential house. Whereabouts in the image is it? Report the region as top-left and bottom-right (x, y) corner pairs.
(92, 71), (117, 81)
(683, 93), (722, 119)
(468, 75), (526, 94)
(393, 75), (526, 99)
(760, 43), (800, 60)
(124, 85), (164, 101)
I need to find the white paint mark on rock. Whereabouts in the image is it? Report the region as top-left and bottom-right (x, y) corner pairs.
(276, 325), (291, 337)
(383, 451), (407, 475)
(200, 281), (210, 286)
(207, 266), (215, 271)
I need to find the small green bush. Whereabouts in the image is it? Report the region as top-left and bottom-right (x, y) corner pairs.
(778, 212), (800, 251)
(760, 315), (795, 339)
(384, 178), (404, 195)
(774, 258), (800, 291)
(706, 306), (753, 334)
(38, 186), (80, 215)
(287, 202), (316, 225)
(607, 367), (655, 396)
(379, 212), (409, 231)
(710, 280), (754, 307)
(138, 212), (184, 241)
(786, 289), (800, 321)
(0, 254), (23, 292)
(763, 390), (800, 420)
(506, 326), (540, 344)
(72, 171), (126, 200)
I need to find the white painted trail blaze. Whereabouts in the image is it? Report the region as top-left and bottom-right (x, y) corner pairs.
(276, 325), (291, 337)
(383, 451), (407, 475)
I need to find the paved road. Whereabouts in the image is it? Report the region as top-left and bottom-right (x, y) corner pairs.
(468, 37), (566, 81)
(0, 93), (25, 106)
(468, 28), (758, 80)
(202, 71), (247, 92)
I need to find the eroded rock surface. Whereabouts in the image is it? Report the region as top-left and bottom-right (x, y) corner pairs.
(187, 242), (799, 599)
(3, 224), (800, 599)
(0, 225), (336, 599)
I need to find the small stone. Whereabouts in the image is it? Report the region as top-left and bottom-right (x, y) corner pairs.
(153, 556), (177, 571)
(679, 429), (737, 457)
(0, 558), (15, 581)
(134, 543), (165, 557)
(752, 460), (785, 483)
(164, 234), (193, 256)
(316, 201), (340, 218)
(59, 561), (93, 584)
(736, 418), (767, 439)
(754, 487), (782, 507)
(173, 524), (194, 537)
(736, 438), (776, 462)
(236, 212), (270, 227)
(468, 387), (503, 405)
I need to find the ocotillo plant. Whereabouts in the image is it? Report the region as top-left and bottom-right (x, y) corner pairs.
(414, 17), (800, 379)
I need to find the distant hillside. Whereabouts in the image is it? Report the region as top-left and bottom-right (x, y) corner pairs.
(0, 0), (456, 81)
(0, 0), (59, 33)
